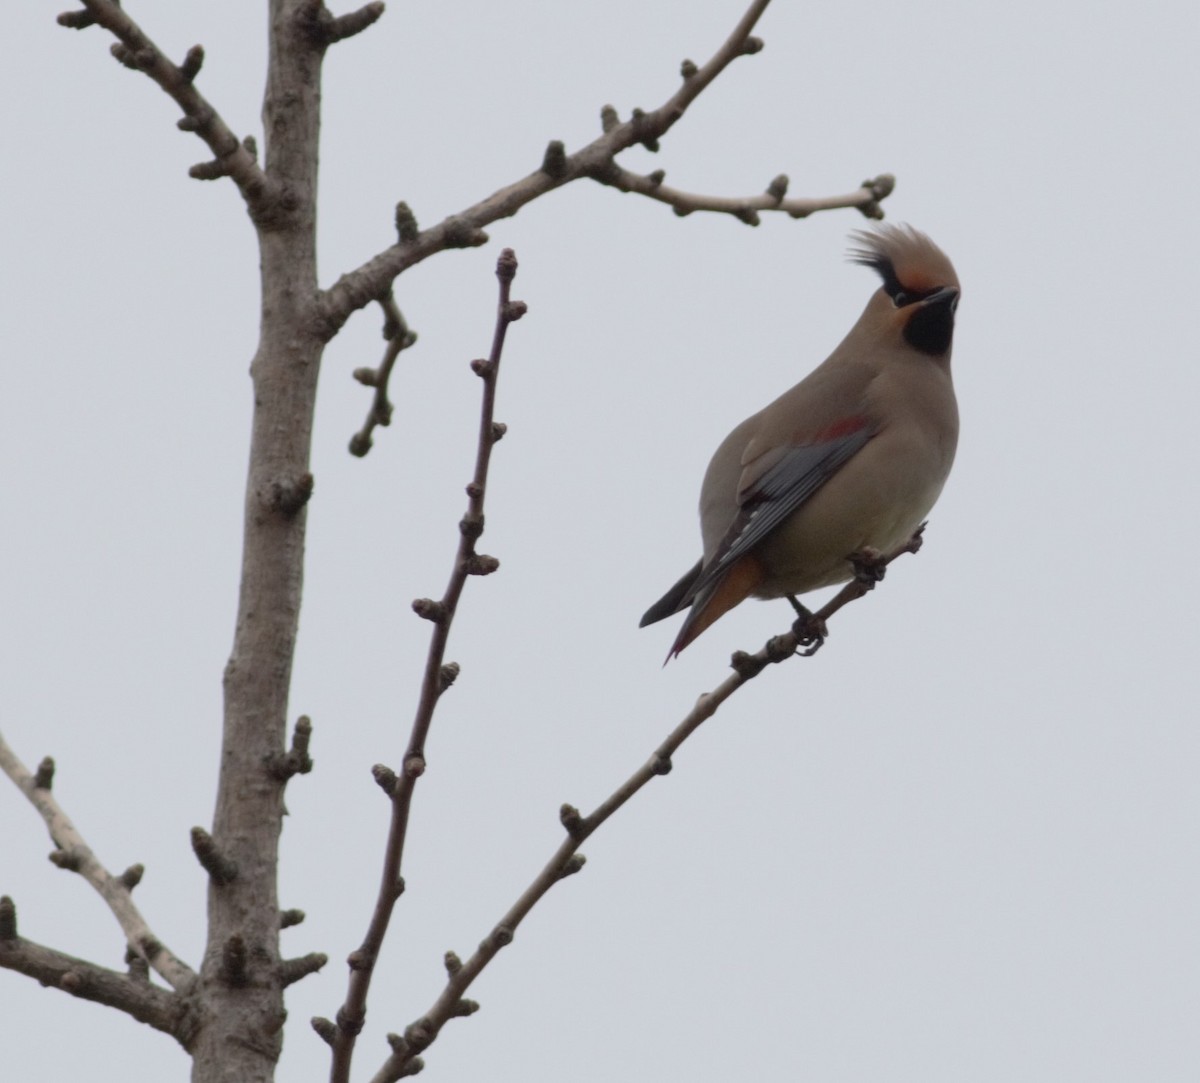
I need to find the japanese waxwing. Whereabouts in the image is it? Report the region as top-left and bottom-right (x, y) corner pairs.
(641, 224), (961, 658)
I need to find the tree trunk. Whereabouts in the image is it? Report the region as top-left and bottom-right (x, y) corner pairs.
(191, 4), (324, 1080)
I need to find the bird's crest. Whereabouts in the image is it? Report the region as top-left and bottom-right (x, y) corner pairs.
(848, 224), (958, 300)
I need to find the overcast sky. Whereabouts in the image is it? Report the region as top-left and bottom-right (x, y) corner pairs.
(3, 1), (1198, 1080)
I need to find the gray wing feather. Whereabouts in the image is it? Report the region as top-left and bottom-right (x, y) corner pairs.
(683, 429), (873, 606)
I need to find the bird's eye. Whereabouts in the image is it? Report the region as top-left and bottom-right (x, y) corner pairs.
(892, 291), (911, 307)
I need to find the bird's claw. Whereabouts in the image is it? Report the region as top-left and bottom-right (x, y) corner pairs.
(793, 619), (826, 656)
(787, 596), (827, 656)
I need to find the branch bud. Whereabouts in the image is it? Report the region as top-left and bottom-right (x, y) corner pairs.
(34, 757), (55, 790)
(220, 934), (249, 987)
(465, 554), (499, 576)
(190, 827), (237, 886)
(490, 925), (514, 949)
(559, 803), (585, 839)
(180, 44), (205, 82)
(48, 849), (80, 871)
(395, 201), (420, 243)
(412, 598), (448, 623)
(269, 473), (315, 517)
(57, 10), (97, 29)
(110, 43), (139, 70)
(439, 662), (460, 691)
(281, 952), (328, 986)
(442, 216), (488, 248)
(730, 649), (766, 678)
(126, 950), (150, 982)
(630, 107), (660, 152)
(189, 157), (232, 181)
(0, 896), (16, 940)
(541, 140), (568, 179)
(559, 853), (586, 879)
(372, 764), (398, 795)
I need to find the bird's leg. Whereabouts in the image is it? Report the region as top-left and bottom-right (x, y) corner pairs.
(787, 596), (827, 657)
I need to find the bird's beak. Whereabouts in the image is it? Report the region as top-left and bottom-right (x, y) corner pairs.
(920, 285), (960, 311)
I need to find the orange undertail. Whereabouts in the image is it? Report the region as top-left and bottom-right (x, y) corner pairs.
(668, 554), (765, 659)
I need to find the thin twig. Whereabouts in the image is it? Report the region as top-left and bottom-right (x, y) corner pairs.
(320, 0), (891, 334)
(0, 902), (190, 1041)
(324, 249), (526, 1083)
(57, 0), (274, 218)
(368, 528), (930, 1079)
(0, 731), (196, 991)
(349, 295), (418, 457)
(592, 164), (895, 223)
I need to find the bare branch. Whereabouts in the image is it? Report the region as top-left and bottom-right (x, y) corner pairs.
(281, 951), (329, 987)
(592, 165), (895, 224)
(369, 527), (930, 1077)
(57, 1), (274, 217)
(0, 731), (195, 991)
(307, 2), (387, 45)
(269, 714), (316, 780)
(327, 249), (526, 1083)
(0, 898), (190, 1041)
(349, 295), (419, 457)
(320, 0), (891, 334)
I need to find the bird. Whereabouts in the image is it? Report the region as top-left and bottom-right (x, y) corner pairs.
(640, 224), (961, 659)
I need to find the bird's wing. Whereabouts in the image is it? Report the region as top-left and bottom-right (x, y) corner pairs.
(687, 423), (874, 606)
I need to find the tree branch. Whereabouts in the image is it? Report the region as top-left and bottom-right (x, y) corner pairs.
(0, 731), (196, 991)
(0, 897), (191, 1042)
(57, 0), (275, 220)
(319, 0), (891, 335)
(348, 294), (419, 457)
(306, 1), (386, 45)
(367, 527), (930, 1079)
(591, 164), (895, 224)
(320, 250), (525, 1083)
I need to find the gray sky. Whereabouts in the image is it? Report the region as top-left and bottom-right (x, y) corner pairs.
(3, 1), (1198, 1080)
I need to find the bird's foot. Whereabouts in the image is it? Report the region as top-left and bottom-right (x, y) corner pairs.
(849, 546), (887, 587)
(850, 523), (929, 585)
(787, 597), (827, 657)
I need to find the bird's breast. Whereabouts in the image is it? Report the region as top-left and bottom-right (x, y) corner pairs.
(751, 420), (955, 599)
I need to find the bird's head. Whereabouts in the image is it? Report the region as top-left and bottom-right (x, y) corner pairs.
(849, 225), (961, 358)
